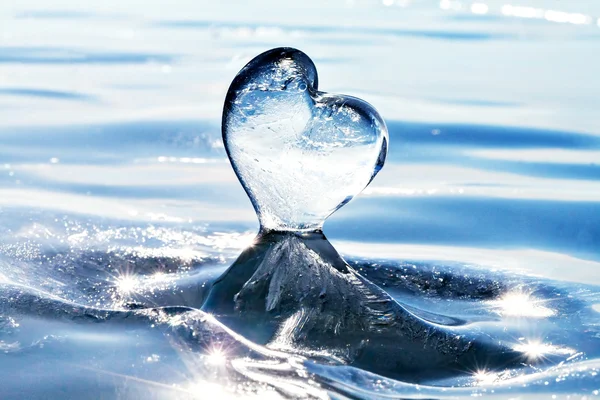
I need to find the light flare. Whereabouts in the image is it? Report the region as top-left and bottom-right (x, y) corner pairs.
(210, 231), (257, 250)
(206, 347), (228, 366)
(115, 274), (138, 294)
(474, 369), (498, 385)
(512, 339), (576, 362)
(488, 291), (555, 318)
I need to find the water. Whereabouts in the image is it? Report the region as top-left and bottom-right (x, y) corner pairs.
(1, 0), (600, 398)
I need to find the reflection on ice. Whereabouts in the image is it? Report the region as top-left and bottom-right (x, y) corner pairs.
(335, 242), (600, 285)
(368, 164), (600, 202)
(206, 347), (227, 366)
(115, 274), (138, 295)
(439, 1), (598, 27)
(474, 369), (499, 385)
(209, 231), (257, 251)
(512, 339), (576, 362)
(159, 310), (328, 399)
(156, 156), (224, 164)
(488, 291), (555, 318)
(468, 148), (600, 165)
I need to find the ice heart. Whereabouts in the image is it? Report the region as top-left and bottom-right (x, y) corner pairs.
(223, 47), (388, 231)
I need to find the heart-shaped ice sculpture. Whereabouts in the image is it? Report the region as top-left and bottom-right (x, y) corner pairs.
(223, 48), (388, 231)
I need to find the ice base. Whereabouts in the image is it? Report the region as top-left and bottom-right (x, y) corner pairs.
(202, 231), (523, 381)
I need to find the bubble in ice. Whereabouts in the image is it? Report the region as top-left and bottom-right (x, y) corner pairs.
(223, 47), (388, 231)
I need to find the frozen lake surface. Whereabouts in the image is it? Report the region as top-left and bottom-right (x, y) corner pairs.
(1, 0), (599, 398)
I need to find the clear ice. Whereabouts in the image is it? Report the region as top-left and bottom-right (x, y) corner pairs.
(222, 47), (388, 231)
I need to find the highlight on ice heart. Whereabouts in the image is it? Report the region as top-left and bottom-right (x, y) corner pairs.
(222, 47), (388, 231)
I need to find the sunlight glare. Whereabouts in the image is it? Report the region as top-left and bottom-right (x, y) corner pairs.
(488, 291), (555, 318)
(474, 369), (498, 385)
(207, 347), (227, 366)
(512, 340), (575, 362)
(116, 275), (138, 294)
(210, 231), (256, 250)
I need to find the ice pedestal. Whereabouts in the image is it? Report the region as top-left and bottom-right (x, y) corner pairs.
(203, 230), (522, 380)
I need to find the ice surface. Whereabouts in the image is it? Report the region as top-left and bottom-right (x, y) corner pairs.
(223, 48), (387, 231)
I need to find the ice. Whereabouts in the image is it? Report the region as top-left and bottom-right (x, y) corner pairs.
(206, 50), (525, 379)
(222, 47), (388, 231)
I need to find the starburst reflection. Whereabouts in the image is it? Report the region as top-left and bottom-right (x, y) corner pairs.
(512, 339), (576, 362)
(207, 347), (228, 366)
(488, 291), (555, 318)
(474, 369), (499, 385)
(115, 274), (138, 294)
